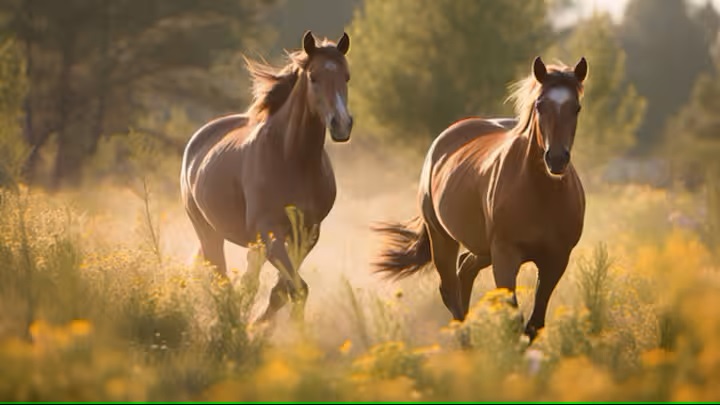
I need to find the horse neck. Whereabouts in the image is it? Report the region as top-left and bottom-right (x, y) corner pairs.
(271, 75), (326, 169)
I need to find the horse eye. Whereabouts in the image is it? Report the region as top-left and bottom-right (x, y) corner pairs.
(576, 105), (582, 114)
(310, 74), (318, 84)
(346, 74), (350, 82)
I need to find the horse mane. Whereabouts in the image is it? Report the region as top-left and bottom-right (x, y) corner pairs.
(506, 61), (585, 134)
(243, 39), (347, 122)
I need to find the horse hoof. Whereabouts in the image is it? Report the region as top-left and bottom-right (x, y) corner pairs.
(524, 325), (539, 343)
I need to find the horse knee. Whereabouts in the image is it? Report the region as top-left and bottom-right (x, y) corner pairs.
(288, 278), (308, 302)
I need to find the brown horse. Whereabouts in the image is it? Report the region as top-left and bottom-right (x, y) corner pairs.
(180, 31), (353, 322)
(372, 56), (588, 342)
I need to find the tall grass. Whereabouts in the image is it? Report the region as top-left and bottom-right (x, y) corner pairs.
(0, 186), (270, 401)
(0, 183), (719, 401)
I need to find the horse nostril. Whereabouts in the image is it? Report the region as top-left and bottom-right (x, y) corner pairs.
(563, 149), (570, 162)
(349, 116), (354, 130)
(330, 117), (338, 129)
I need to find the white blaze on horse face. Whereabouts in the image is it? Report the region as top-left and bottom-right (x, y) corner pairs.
(324, 61), (338, 71)
(543, 87), (573, 151)
(546, 87), (573, 112)
(334, 92), (350, 127)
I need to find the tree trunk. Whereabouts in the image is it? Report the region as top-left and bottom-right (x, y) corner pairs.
(88, 2), (112, 156)
(20, 1), (37, 183)
(51, 31), (78, 190)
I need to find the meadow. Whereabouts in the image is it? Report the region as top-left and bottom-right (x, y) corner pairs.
(0, 138), (717, 403)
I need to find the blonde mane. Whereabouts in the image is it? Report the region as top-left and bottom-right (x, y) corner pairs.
(243, 39), (347, 122)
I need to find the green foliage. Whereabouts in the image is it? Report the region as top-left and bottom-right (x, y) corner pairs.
(347, 0), (551, 141)
(620, 0), (713, 154)
(0, 0), (276, 187)
(550, 13), (646, 171)
(266, 0), (360, 54)
(665, 68), (720, 250)
(87, 106), (193, 197)
(576, 242), (613, 334)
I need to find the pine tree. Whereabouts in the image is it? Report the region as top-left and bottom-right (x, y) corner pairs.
(0, 0), (276, 187)
(347, 0), (551, 141)
(620, 0), (712, 154)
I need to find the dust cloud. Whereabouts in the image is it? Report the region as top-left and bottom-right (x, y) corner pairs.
(146, 135), (456, 350)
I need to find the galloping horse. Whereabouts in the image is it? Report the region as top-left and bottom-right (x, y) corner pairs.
(180, 31), (353, 322)
(372, 57), (588, 341)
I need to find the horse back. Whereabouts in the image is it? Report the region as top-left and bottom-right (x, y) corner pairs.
(423, 117), (514, 185)
(181, 114), (249, 186)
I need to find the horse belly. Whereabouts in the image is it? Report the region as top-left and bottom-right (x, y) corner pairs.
(433, 178), (491, 256)
(291, 182), (336, 227)
(194, 169), (251, 245)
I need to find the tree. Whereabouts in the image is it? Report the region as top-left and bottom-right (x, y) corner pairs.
(620, 0), (713, 155)
(548, 13), (646, 172)
(0, 0), (276, 188)
(0, 35), (28, 190)
(665, 52), (720, 250)
(695, 0), (720, 49)
(266, 0), (361, 54)
(347, 0), (551, 141)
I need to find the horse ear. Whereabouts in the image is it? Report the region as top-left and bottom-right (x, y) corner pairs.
(303, 30), (316, 55)
(574, 57), (588, 83)
(337, 32), (350, 55)
(533, 56), (547, 84)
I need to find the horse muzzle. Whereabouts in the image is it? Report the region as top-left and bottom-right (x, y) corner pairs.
(544, 149), (570, 176)
(330, 115), (353, 143)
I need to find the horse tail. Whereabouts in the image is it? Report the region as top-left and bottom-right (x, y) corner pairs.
(371, 215), (432, 279)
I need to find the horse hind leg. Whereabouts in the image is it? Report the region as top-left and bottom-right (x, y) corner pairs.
(200, 233), (227, 279)
(426, 223), (464, 321)
(186, 201), (227, 277)
(457, 251), (492, 317)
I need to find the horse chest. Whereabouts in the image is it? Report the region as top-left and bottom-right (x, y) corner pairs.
(494, 190), (583, 252)
(283, 169), (336, 221)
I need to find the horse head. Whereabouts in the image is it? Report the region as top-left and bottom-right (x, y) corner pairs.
(301, 30), (354, 143)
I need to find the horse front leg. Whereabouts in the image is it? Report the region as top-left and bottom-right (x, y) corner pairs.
(490, 241), (523, 307)
(255, 223), (317, 324)
(525, 253), (570, 342)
